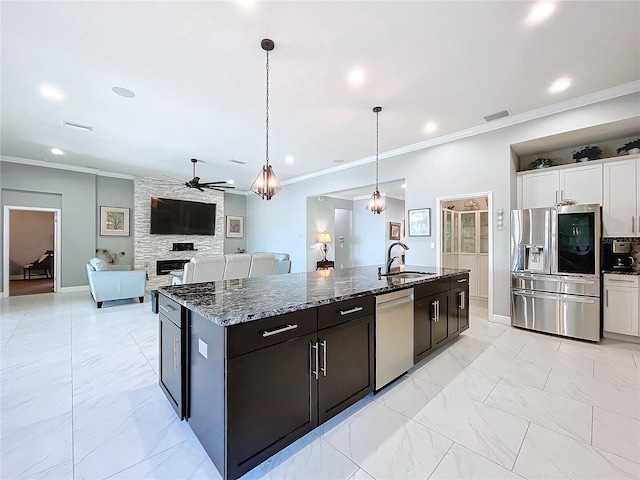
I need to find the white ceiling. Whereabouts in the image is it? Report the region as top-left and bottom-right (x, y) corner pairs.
(2, 1), (639, 191)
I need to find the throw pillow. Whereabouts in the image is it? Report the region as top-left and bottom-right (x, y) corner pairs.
(89, 257), (108, 271)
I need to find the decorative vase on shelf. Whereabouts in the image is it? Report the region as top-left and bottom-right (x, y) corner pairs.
(628, 148), (640, 155)
(577, 157), (589, 162)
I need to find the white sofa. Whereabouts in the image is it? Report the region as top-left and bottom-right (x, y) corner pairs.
(253, 252), (291, 274)
(172, 256), (226, 285)
(171, 253), (284, 285)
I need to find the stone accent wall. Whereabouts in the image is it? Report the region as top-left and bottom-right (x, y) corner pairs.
(134, 177), (224, 289)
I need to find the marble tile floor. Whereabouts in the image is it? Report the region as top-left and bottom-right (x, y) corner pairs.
(1, 293), (639, 480)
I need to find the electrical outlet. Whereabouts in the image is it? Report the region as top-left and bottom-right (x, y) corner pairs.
(198, 338), (208, 359)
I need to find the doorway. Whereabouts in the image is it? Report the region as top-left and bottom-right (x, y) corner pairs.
(3, 206), (60, 297)
(436, 193), (492, 319)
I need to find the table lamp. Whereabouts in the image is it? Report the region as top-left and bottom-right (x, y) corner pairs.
(319, 232), (332, 262)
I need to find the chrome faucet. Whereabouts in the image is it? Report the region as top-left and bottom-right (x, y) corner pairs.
(386, 241), (409, 273)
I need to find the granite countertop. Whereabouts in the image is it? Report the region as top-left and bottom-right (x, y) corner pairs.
(602, 270), (640, 276)
(158, 265), (469, 327)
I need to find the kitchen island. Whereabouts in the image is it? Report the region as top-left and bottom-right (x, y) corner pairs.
(158, 265), (469, 480)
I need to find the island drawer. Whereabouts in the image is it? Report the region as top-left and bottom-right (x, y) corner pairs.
(451, 273), (470, 288)
(158, 294), (182, 326)
(414, 278), (450, 299)
(318, 296), (374, 330)
(227, 309), (318, 358)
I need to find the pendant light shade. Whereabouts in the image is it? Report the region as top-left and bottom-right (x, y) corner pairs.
(250, 38), (282, 200)
(366, 106), (386, 214)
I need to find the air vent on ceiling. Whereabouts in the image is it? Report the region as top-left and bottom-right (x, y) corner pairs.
(228, 159), (246, 165)
(63, 120), (93, 131)
(483, 109), (511, 122)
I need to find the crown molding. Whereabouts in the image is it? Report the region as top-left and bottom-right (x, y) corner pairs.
(282, 81), (640, 187)
(0, 155), (135, 179)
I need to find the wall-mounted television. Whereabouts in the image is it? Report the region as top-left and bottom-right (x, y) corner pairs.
(150, 197), (216, 235)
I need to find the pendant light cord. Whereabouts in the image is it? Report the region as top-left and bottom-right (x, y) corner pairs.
(375, 109), (379, 190)
(265, 48), (270, 169)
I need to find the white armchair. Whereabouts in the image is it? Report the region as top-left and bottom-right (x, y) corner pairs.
(86, 257), (146, 308)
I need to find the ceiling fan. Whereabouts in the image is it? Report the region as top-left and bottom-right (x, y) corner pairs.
(164, 158), (235, 192)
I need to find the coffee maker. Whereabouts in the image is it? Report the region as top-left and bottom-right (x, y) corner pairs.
(603, 241), (635, 272)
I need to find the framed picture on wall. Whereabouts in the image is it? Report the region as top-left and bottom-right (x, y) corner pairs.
(226, 215), (244, 238)
(389, 222), (401, 240)
(408, 208), (431, 237)
(100, 206), (130, 236)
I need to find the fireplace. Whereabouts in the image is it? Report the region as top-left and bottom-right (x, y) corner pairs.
(156, 259), (190, 276)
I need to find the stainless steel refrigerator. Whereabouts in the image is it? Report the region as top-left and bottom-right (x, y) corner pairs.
(510, 204), (601, 341)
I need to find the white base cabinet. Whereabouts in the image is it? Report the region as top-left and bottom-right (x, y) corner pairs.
(603, 274), (639, 337)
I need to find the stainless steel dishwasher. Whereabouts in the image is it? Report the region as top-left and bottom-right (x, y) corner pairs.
(375, 288), (414, 391)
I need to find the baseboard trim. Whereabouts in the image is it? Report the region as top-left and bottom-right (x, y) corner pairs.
(490, 314), (511, 326)
(59, 285), (89, 293)
(603, 331), (640, 344)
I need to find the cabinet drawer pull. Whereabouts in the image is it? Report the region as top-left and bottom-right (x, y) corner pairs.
(340, 306), (364, 316)
(160, 304), (176, 313)
(607, 278), (635, 283)
(606, 290), (608, 308)
(459, 291), (465, 310)
(262, 324), (298, 337)
(431, 300), (438, 322)
(457, 278), (467, 283)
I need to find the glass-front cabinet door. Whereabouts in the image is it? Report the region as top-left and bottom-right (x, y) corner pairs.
(460, 212), (477, 254)
(442, 209), (453, 254)
(479, 211), (489, 254)
(453, 212), (459, 254)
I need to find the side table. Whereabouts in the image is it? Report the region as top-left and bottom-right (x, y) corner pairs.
(316, 260), (335, 270)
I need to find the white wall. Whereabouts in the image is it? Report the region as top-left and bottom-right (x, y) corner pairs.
(246, 92), (640, 319)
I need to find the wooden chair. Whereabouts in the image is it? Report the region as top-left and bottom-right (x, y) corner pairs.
(23, 250), (54, 280)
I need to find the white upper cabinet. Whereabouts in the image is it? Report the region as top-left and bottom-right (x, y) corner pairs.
(518, 163), (603, 209)
(603, 158), (640, 237)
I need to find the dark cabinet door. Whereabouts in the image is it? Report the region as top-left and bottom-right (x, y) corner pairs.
(227, 332), (318, 479)
(414, 297), (433, 362)
(318, 314), (374, 424)
(160, 314), (182, 418)
(452, 286), (470, 332)
(431, 292), (450, 349)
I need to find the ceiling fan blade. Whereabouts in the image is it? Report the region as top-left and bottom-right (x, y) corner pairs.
(199, 181), (233, 186)
(203, 184), (235, 189)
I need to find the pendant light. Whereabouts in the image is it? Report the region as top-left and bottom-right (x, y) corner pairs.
(250, 38), (282, 200)
(366, 106), (387, 214)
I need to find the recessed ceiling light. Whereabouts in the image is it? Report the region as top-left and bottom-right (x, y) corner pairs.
(424, 122), (437, 133)
(285, 156), (294, 164)
(528, 2), (556, 25)
(40, 85), (64, 101)
(348, 69), (365, 86)
(227, 179), (234, 185)
(50, 148), (64, 155)
(238, 0), (256, 6)
(549, 77), (571, 93)
(112, 86), (136, 98)
(401, 184), (406, 189)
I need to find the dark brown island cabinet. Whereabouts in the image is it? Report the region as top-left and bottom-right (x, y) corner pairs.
(414, 273), (469, 364)
(158, 271), (469, 480)
(186, 296), (374, 480)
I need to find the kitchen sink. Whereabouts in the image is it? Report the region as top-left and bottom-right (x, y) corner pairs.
(380, 271), (435, 279)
